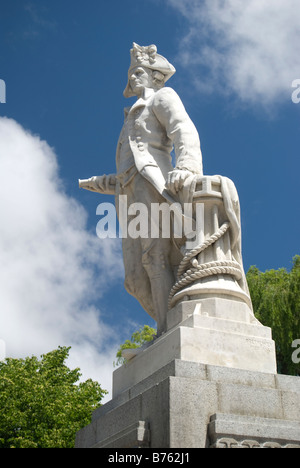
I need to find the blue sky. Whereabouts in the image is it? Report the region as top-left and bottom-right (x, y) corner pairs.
(0, 0), (299, 397)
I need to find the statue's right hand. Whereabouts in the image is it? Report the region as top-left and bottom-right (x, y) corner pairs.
(78, 176), (99, 191)
(78, 175), (116, 194)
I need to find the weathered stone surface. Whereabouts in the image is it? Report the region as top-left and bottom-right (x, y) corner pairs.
(208, 413), (300, 448)
(113, 299), (277, 398)
(75, 360), (300, 448)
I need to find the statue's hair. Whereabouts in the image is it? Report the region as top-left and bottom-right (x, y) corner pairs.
(151, 70), (165, 89)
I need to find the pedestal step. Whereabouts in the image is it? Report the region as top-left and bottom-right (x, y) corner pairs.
(113, 298), (277, 398)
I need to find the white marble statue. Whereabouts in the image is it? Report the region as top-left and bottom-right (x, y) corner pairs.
(79, 43), (252, 336)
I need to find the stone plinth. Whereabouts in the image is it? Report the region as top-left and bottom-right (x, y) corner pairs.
(113, 298), (276, 398)
(75, 359), (300, 448)
(75, 299), (298, 449)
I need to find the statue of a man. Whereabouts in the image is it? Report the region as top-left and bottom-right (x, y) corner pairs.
(80, 43), (203, 335)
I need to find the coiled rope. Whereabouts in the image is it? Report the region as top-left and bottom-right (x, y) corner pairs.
(168, 222), (243, 309)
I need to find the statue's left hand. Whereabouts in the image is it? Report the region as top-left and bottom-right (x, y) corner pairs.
(166, 169), (193, 195)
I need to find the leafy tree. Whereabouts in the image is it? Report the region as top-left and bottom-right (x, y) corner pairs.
(247, 255), (300, 376)
(115, 325), (157, 366)
(0, 346), (107, 448)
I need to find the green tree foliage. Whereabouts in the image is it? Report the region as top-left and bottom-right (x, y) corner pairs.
(115, 325), (157, 366)
(0, 346), (107, 448)
(247, 255), (300, 376)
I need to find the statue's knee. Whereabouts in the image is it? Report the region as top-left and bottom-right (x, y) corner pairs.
(124, 277), (135, 296)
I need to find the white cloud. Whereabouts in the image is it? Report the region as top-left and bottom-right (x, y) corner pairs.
(0, 117), (124, 399)
(168, 0), (300, 106)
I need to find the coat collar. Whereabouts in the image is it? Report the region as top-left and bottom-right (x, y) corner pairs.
(125, 87), (156, 116)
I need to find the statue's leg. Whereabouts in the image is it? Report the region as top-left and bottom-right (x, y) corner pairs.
(141, 238), (175, 336)
(118, 172), (177, 334)
(122, 236), (157, 322)
(116, 174), (157, 321)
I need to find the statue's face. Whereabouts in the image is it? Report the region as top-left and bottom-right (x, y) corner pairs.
(129, 66), (153, 96)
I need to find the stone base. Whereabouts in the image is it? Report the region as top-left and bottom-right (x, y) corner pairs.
(75, 360), (300, 448)
(75, 299), (295, 449)
(113, 297), (277, 397)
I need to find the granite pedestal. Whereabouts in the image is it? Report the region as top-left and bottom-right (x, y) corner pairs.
(75, 300), (300, 448)
(75, 359), (300, 448)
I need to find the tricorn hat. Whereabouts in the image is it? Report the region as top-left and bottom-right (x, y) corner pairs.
(123, 43), (176, 98)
